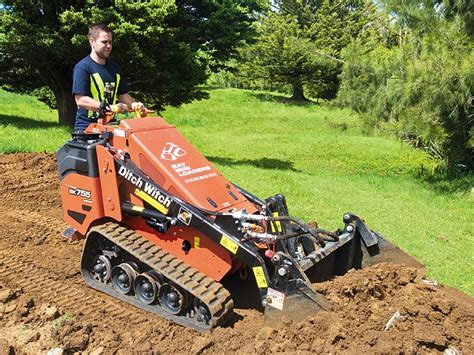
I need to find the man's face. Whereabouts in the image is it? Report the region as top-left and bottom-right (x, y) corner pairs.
(90, 31), (113, 60)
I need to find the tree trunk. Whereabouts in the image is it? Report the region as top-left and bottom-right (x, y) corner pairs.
(291, 81), (307, 101)
(41, 67), (76, 127)
(56, 89), (77, 127)
(444, 104), (474, 172)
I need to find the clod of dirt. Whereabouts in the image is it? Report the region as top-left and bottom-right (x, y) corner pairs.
(16, 297), (35, 318)
(0, 289), (17, 304)
(51, 320), (92, 353)
(17, 329), (41, 346)
(89, 346), (105, 355)
(255, 326), (274, 340)
(191, 337), (214, 354)
(2, 302), (17, 314)
(63, 333), (89, 353)
(0, 339), (14, 355)
(37, 304), (61, 322)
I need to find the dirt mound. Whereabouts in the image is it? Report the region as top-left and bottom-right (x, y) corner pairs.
(0, 153), (472, 353)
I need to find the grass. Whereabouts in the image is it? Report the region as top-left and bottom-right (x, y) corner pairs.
(1, 88), (472, 296)
(0, 89), (70, 152)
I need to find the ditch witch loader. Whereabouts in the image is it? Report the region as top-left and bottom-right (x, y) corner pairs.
(56, 96), (422, 331)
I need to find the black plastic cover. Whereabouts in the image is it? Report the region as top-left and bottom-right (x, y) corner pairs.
(56, 136), (103, 180)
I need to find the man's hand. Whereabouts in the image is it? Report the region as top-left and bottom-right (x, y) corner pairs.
(131, 102), (146, 113)
(110, 103), (128, 114)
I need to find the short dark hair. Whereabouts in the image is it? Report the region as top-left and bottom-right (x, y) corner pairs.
(88, 24), (112, 40)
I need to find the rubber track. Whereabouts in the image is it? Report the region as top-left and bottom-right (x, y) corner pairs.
(87, 222), (234, 331)
(0, 249), (149, 325)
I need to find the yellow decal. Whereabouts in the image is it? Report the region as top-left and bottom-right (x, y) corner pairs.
(194, 236), (200, 249)
(135, 189), (169, 214)
(270, 212), (282, 233)
(252, 266), (268, 288)
(220, 235), (239, 254)
(131, 205), (145, 212)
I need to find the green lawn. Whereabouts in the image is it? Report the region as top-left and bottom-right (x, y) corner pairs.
(1, 88), (472, 296)
(0, 89), (70, 152)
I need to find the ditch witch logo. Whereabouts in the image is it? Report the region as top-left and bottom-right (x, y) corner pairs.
(118, 165), (172, 213)
(161, 142), (186, 161)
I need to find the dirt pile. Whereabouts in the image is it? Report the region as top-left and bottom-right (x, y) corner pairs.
(0, 153), (472, 353)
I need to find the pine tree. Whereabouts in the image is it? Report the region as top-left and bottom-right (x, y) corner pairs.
(239, 0), (373, 101)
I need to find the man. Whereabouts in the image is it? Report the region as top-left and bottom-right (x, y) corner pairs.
(72, 24), (146, 131)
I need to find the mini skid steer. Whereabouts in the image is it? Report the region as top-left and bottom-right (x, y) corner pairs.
(56, 97), (422, 330)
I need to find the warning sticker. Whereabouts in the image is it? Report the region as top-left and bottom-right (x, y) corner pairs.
(270, 212), (282, 233)
(252, 266), (268, 288)
(177, 207), (192, 225)
(267, 287), (285, 310)
(220, 235), (239, 254)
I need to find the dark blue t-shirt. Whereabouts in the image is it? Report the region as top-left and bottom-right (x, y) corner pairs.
(72, 55), (128, 131)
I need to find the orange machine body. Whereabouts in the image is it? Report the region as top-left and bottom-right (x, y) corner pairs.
(58, 115), (258, 281)
(88, 117), (257, 213)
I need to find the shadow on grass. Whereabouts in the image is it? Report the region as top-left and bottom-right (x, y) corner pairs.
(197, 85), (220, 91)
(251, 92), (316, 106)
(207, 155), (301, 172)
(416, 170), (474, 195)
(0, 114), (58, 129)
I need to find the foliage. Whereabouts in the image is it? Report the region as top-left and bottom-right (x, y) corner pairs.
(338, 4), (474, 172)
(32, 87), (57, 109)
(443, 0), (474, 38)
(384, 0), (474, 39)
(238, 0), (374, 101)
(0, 0), (264, 125)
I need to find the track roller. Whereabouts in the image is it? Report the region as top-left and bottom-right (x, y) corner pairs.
(134, 271), (162, 305)
(111, 262), (138, 295)
(194, 298), (211, 324)
(91, 255), (112, 282)
(159, 282), (189, 315)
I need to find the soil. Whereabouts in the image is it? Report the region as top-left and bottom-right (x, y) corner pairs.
(0, 152), (472, 354)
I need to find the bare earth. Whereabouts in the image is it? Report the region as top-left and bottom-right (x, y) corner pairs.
(0, 153), (472, 354)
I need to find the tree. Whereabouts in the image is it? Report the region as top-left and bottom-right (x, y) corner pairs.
(338, 1), (474, 172)
(239, 0), (373, 101)
(0, 0), (264, 126)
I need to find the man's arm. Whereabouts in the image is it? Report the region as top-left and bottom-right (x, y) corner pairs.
(118, 93), (134, 108)
(75, 94), (100, 112)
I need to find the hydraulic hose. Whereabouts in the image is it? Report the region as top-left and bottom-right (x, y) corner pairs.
(268, 215), (340, 243)
(274, 230), (326, 246)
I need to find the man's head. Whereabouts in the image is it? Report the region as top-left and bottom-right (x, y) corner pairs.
(88, 24), (113, 61)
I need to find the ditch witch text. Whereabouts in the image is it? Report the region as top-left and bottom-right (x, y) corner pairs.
(118, 165), (172, 207)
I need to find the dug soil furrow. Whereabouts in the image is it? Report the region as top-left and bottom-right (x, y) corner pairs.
(5, 210), (65, 233)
